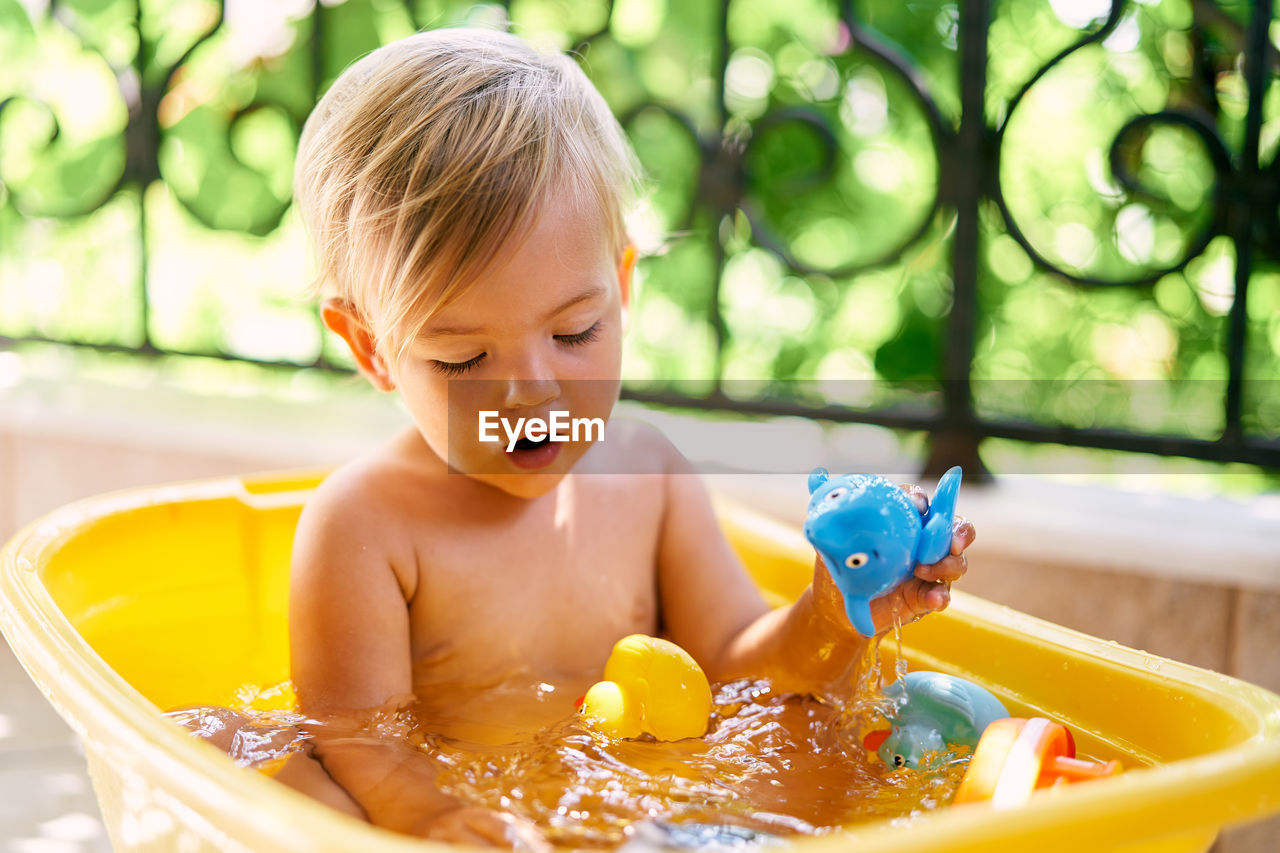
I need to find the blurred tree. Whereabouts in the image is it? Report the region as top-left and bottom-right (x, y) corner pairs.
(0, 0), (1276, 468)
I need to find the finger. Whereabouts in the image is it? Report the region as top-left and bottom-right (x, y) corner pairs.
(899, 483), (929, 516)
(895, 580), (932, 622)
(927, 581), (951, 612)
(870, 578), (943, 634)
(951, 515), (976, 555)
(425, 815), (491, 847)
(900, 577), (950, 616)
(914, 552), (967, 583)
(460, 809), (539, 849)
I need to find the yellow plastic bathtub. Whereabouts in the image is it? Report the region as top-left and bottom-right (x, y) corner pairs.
(2, 472), (1280, 853)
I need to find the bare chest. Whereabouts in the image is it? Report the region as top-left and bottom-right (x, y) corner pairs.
(407, 475), (667, 682)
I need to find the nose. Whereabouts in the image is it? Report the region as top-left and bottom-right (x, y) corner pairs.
(503, 376), (559, 410)
(500, 347), (560, 411)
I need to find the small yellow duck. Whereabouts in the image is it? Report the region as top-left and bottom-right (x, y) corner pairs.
(578, 634), (712, 741)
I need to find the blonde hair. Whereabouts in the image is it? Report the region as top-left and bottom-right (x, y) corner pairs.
(294, 28), (640, 360)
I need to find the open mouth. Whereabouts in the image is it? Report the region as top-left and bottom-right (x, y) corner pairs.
(509, 435), (550, 453)
(504, 433), (560, 470)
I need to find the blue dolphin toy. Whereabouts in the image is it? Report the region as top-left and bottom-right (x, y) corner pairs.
(863, 671), (1009, 769)
(803, 466), (962, 637)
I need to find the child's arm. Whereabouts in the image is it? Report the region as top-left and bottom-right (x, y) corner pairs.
(654, 447), (972, 694)
(289, 469), (545, 849)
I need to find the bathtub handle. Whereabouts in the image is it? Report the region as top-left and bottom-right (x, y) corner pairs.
(233, 470), (329, 509)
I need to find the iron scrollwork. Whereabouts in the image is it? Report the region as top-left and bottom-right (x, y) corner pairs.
(0, 0), (1276, 471)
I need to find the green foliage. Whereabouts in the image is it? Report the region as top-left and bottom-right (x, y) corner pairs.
(0, 0), (1276, 453)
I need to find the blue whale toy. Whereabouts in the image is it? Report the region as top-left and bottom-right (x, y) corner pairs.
(803, 466), (962, 637)
(863, 671), (1009, 769)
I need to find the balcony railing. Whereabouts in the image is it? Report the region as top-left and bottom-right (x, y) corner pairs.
(1, 0), (1277, 477)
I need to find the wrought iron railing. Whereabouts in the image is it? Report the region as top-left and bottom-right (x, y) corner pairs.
(0, 0), (1276, 477)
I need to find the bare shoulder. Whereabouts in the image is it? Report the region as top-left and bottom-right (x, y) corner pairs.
(300, 450), (408, 542)
(597, 414), (689, 476)
(293, 429), (434, 599)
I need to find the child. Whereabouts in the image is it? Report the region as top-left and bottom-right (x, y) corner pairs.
(285, 26), (972, 849)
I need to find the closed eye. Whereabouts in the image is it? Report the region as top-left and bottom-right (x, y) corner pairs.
(555, 321), (601, 347)
(431, 353), (486, 376)
(428, 320), (600, 375)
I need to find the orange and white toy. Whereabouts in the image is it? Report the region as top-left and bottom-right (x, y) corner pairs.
(955, 717), (1122, 808)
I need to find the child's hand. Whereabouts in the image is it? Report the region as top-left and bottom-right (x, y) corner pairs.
(812, 483), (975, 639)
(418, 803), (550, 852)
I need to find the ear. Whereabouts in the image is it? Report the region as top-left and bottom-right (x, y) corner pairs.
(808, 467), (830, 495)
(617, 244), (637, 331)
(321, 298), (396, 392)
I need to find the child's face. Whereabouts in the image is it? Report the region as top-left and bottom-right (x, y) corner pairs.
(394, 191), (633, 499)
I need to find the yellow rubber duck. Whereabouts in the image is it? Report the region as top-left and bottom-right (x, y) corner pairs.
(578, 634), (712, 741)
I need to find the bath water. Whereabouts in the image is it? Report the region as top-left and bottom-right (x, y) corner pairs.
(171, 632), (968, 850)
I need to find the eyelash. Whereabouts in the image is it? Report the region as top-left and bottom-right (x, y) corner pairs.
(556, 320), (601, 348)
(428, 321), (602, 376)
(431, 354), (486, 377)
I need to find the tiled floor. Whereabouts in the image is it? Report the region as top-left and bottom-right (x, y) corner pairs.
(0, 636), (111, 853)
